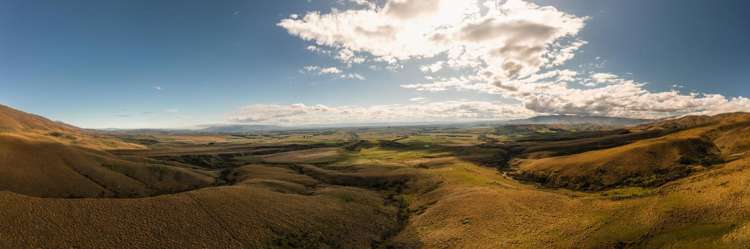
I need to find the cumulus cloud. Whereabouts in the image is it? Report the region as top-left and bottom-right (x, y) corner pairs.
(279, 0), (585, 81)
(404, 71), (750, 119)
(275, 0), (750, 122)
(509, 74), (750, 119)
(227, 101), (532, 125)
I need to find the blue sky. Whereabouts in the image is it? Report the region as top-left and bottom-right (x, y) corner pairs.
(0, 0), (748, 128)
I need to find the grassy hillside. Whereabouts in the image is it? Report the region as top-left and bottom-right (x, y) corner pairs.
(0, 104), (79, 132)
(512, 113), (750, 191)
(0, 133), (215, 198)
(2, 104), (750, 248)
(0, 162), (412, 248)
(0, 105), (213, 198)
(0, 104), (143, 150)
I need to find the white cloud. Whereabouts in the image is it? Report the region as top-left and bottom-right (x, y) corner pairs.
(589, 73), (620, 85)
(320, 67), (343, 74)
(278, 0), (750, 121)
(507, 74), (750, 119)
(227, 101), (532, 125)
(302, 65), (319, 72)
(340, 73), (366, 80)
(153, 86), (163, 91)
(337, 48), (367, 64)
(400, 70), (750, 119)
(420, 61), (444, 73)
(303, 65), (342, 74)
(302, 65), (365, 80)
(436, 73), (750, 119)
(306, 45), (331, 55)
(280, 0), (586, 81)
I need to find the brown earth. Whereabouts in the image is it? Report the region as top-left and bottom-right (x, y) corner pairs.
(511, 113), (750, 191)
(2, 104), (750, 248)
(0, 105), (212, 198)
(0, 163), (408, 248)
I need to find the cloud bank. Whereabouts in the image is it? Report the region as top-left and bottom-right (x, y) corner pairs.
(239, 0), (750, 125)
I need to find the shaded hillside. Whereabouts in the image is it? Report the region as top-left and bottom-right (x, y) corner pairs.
(0, 158), (426, 248)
(512, 112), (750, 190)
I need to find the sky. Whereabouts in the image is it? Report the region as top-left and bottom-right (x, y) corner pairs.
(0, 0), (748, 128)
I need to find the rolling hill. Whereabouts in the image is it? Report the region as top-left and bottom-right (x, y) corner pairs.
(0, 104), (144, 150)
(512, 112), (750, 190)
(0, 105), (215, 198)
(3, 103), (750, 248)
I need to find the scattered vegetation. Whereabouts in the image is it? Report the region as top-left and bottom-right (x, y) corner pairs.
(3, 104), (750, 248)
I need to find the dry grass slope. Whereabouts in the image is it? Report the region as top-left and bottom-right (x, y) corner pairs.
(0, 105), (214, 198)
(0, 104), (143, 150)
(2, 104), (750, 249)
(0, 133), (215, 198)
(513, 113), (750, 191)
(0, 163), (410, 248)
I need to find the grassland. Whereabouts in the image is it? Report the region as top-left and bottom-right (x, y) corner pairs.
(2, 104), (750, 248)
